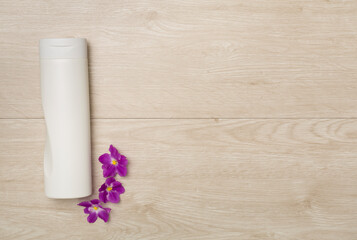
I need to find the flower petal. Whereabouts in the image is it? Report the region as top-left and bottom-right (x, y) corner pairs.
(105, 177), (116, 185)
(84, 207), (90, 214)
(109, 145), (121, 160)
(98, 183), (107, 192)
(99, 191), (108, 203)
(87, 212), (98, 223)
(90, 199), (100, 204)
(108, 190), (120, 203)
(98, 209), (110, 222)
(103, 164), (116, 177)
(119, 155), (128, 166)
(116, 164), (127, 177)
(99, 153), (111, 164)
(112, 182), (125, 194)
(78, 201), (92, 207)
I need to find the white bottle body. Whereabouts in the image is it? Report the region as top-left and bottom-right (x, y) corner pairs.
(40, 38), (92, 199)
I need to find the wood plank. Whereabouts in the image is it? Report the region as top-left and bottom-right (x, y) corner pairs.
(1, 0), (357, 118)
(0, 119), (356, 239)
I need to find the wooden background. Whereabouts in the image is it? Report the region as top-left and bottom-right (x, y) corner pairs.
(1, 0), (357, 239)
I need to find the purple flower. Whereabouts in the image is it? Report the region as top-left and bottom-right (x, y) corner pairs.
(99, 145), (128, 177)
(77, 199), (111, 223)
(98, 177), (125, 203)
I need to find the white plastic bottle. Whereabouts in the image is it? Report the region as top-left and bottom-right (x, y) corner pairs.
(40, 38), (92, 199)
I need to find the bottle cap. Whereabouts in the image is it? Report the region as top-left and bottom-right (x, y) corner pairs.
(40, 38), (87, 59)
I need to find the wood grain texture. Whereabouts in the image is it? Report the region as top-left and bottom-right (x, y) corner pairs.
(1, 1), (357, 239)
(1, 0), (357, 118)
(0, 119), (357, 239)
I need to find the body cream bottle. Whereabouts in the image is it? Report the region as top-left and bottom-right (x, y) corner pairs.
(40, 38), (92, 198)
